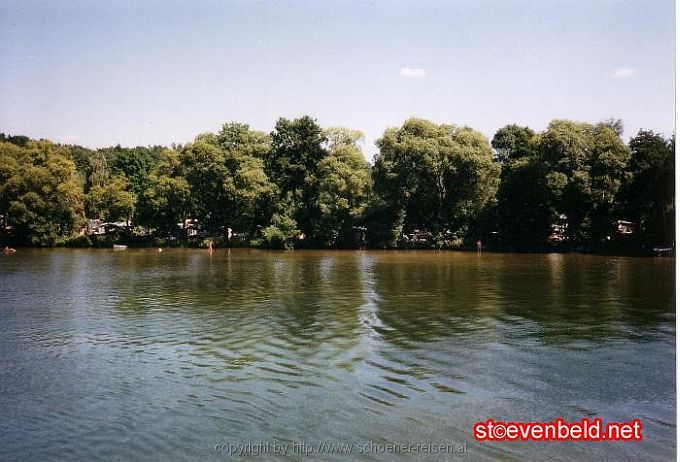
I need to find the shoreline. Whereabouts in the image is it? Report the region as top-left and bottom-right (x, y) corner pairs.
(3, 245), (673, 258)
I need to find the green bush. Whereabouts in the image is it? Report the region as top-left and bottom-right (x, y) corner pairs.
(90, 235), (116, 248)
(261, 213), (299, 249)
(56, 235), (92, 248)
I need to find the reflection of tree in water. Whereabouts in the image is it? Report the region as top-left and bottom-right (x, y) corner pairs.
(7, 249), (95, 349)
(496, 254), (674, 343)
(369, 252), (674, 346)
(370, 252), (499, 345)
(265, 252), (364, 354)
(108, 249), (673, 352)
(110, 250), (366, 385)
(615, 258), (675, 328)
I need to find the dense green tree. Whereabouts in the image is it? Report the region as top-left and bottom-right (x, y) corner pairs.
(315, 143), (370, 247)
(86, 176), (136, 223)
(598, 118), (625, 137)
(0, 133), (30, 147)
(139, 149), (191, 234)
(110, 147), (160, 197)
(86, 153), (111, 191)
(491, 125), (553, 249)
(491, 124), (535, 166)
(268, 116), (327, 193)
(536, 120), (630, 245)
(0, 140), (84, 245)
(618, 130), (674, 246)
(216, 123), (277, 237)
(228, 155), (277, 236)
(363, 197), (405, 248)
(173, 126), (278, 239)
(68, 145), (97, 174)
(217, 122), (271, 159)
(497, 158), (553, 250)
(0, 117), (672, 253)
(0, 142), (24, 212)
(372, 118), (500, 245)
(179, 138), (230, 232)
(267, 116), (328, 242)
(261, 209), (300, 249)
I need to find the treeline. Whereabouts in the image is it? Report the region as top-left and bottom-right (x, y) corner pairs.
(0, 117), (674, 253)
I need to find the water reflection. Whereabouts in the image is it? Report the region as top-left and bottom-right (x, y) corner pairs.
(0, 249), (674, 461)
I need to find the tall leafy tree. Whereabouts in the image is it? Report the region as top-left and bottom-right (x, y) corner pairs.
(180, 138), (230, 232)
(139, 149), (192, 234)
(86, 153), (111, 192)
(536, 120), (630, 245)
(0, 117), (672, 253)
(266, 116), (328, 242)
(497, 158), (553, 250)
(217, 122), (271, 159)
(86, 176), (136, 223)
(1, 140), (84, 245)
(617, 130), (674, 246)
(316, 143), (370, 247)
(372, 118), (500, 244)
(216, 123), (277, 237)
(491, 125), (553, 249)
(491, 124), (535, 167)
(110, 147), (160, 197)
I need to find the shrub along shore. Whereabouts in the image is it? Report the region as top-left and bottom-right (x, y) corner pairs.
(0, 117), (674, 254)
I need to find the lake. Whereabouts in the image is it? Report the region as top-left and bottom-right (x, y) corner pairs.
(0, 249), (674, 461)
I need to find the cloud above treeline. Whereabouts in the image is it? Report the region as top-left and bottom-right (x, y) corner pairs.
(400, 67), (427, 79)
(612, 67), (636, 78)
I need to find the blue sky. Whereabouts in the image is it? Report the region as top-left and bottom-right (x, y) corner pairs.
(0, 0), (674, 159)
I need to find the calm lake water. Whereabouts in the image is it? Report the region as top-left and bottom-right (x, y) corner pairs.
(0, 249), (674, 461)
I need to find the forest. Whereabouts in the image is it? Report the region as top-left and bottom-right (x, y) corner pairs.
(0, 116), (674, 253)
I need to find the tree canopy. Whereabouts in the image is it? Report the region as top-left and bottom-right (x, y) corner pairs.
(372, 118), (500, 245)
(0, 117), (673, 254)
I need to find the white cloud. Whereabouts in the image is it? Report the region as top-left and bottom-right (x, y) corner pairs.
(400, 67), (427, 79)
(612, 67), (636, 78)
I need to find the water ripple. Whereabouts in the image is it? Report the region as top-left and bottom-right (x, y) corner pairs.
(0, 249), (674, 461)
